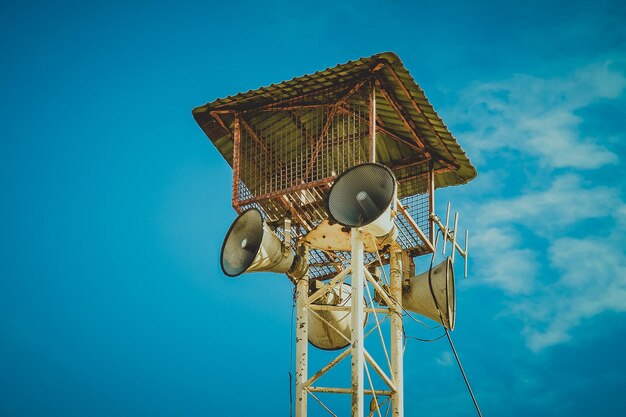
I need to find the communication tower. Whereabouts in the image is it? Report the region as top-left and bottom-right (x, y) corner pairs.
(193, 52), (477, 417)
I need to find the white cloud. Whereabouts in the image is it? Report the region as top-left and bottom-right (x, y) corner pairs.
(449, 61), (626, 350)
(468, 173), (626, 348)
(435, 351), (453, 367)
(471, 227), (537, 295)
(454, 61), (624, 169)
(520, 232), (626, 352)
(475, 174), (621, 233)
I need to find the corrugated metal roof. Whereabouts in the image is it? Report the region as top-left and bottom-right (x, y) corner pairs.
(192, 52), (476, 189)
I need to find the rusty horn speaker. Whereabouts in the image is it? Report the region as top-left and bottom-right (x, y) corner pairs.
(326, 163), (397, 238)
(220, 208), (307, 278)
(402, 257), (456, 330)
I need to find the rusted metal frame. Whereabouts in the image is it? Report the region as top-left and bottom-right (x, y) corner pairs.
(370, 61), (387, 73)
(283, 192), (325, 230)
(382, 62), (457, 162)
(302, 105), (338, 181)
(231, 113), (241, 208)
(393, 168), (453, 196)
(374, 77), (427, 150)
(234, 142), (295, 223)
(369, 79), (376, 162)
(337, 105), (428, 158)
(303, 79), (369, 181)
(376, 78), (460, 171)
(314, 248), (349, 270)
(210, 111), (233, 137)
(285, 190), (325, 225)
(396, 201), (435, 253)
(208, 109), (234, 115)
(238, 116), (284, 169)
(374, 114), (432, 163)
(376, 78), (459, 169)
(364, 350), (397, 392)
(386, 156), (429, 171)
(428, 161), (436, 245)
(289, 111), (315, 146)
(252, 103), (335, 112)
(307, 387), (392, 396)
(337, 78), (370, 107)
(237, 176), (334, 206)
(250, 79), (366, 113)
(280, 193), (313, 231)
(282, 195), (315, 231)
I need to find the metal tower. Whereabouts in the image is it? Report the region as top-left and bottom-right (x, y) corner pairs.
(193, 52), (476, 417)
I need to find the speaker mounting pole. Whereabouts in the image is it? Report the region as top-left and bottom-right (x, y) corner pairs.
(295, 267), (310, 417)
(389, 244), (404, 417)
(350, 228), (365, 417)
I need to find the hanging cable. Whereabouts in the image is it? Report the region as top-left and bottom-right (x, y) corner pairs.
(405, 333), (446, 343)
(443, 328), (483, 417)
(427, 230), (483, 417)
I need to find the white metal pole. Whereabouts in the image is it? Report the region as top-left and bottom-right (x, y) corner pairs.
(389, 245), (404, 417)
(295, 272), (310, 417)
(350, 228), (365, 417)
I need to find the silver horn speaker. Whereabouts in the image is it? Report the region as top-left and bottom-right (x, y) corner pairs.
(326, 163), (397, 237)
(220, 208), (306, 278)
(402, 257), (456, 330)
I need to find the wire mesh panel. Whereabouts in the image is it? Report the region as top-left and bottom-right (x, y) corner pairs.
(231, 79), (433, 279)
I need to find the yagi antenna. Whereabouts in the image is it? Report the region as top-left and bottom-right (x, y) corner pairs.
(442, 202), (451, 255)
(451, 212), (459, 263)
(432, 202), (470, 278)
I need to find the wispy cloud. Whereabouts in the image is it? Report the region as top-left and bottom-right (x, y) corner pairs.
(520, 230), (626, 351)
(455, 62), (624, 169)
(435, 351), (454, 367)
(450, 61), (626, 350)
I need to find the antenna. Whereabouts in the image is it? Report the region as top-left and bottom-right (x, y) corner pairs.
(442, 202), (451, 255)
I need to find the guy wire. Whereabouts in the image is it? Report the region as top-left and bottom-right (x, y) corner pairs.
(428, 230), (483, 417)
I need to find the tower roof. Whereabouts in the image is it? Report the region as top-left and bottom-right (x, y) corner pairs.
(192, 52), (476, 189)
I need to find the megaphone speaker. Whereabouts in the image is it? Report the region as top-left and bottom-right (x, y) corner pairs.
(220, 208), (306, 278)
(402, 257), (456, 330)
(308, 282), (368, 350)
(326, 163), (397, 237)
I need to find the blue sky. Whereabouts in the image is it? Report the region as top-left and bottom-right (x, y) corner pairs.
(1, 0), (625, 416)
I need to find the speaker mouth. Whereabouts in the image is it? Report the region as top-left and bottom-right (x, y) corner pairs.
(445, 258), (456, 330)
(326, 163), (396, 229)
(220, 208), (264, 277)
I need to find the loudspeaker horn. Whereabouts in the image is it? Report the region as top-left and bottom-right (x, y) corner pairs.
(220, 208), (307, 278)
(308, 282), (368, 350)
(326, 163), (397, 237)
(402, 257), (456, 330)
